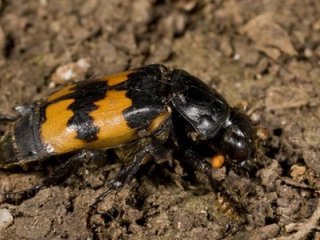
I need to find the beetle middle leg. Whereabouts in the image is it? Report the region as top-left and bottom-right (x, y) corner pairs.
(2, 150), (97, 205)
(86, 141), (170, 232)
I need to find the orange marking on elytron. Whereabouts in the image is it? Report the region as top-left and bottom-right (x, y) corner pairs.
(87, 90), (136, 149)
(101, 71), (133, 86)
(41, 90), (137, 154)
(41, 99), (84, 154)
(48, 70), (132, 102)
(47, 84), (74, 102)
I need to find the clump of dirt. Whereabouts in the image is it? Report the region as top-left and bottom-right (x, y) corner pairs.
(0, 1), (319, 239)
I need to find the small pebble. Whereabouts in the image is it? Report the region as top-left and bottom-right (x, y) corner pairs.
(290, 164), (306, 182)
(304, 48), (313, 58)
(256, 128), (269, 140)
(0, 209), (13, 230)
(51, 58), (91, 86)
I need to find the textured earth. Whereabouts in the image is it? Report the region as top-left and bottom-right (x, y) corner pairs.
(0, 1), (319, 239)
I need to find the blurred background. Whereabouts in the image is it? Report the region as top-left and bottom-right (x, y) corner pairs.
(0, 1), (319, 239)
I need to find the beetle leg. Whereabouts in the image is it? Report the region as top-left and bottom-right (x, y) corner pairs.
(0, 114), (16, 122)
(86, 142), (163, 231)
(0, 103), (39, 122)
(182, 150), (225, 192)
(181, 150), (244, 211)
(3, 150), (96, 205)
(0, 102), (40, 123)
(13, 103), (37, 116)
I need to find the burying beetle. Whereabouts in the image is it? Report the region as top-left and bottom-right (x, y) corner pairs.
(0, 64), (255, 232)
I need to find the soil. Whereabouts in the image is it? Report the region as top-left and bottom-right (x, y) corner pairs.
(0, 0), (320, 239)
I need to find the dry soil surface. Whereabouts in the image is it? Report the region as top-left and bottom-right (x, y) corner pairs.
(0, 1), (319, 240)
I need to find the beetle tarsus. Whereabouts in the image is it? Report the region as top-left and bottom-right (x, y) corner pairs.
(3, 185), (42, 205)
(0, 114), (16, 122)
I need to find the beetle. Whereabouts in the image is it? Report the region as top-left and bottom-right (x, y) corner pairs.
(0, 64), (255, 230)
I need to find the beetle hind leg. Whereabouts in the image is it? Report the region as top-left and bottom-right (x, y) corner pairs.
(2, 150), (96, 205)
(86, 147), (150, 229)
(0, 114), (16, 122)
(0, 103), (39, 123)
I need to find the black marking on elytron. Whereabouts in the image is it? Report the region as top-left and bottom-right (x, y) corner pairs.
(110, 64), (170, 130)
(67, 81), (109, 142)
(42, 81), (109, 142)
(40, 64), (169, 143)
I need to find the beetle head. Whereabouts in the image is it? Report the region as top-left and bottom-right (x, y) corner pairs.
(215, 108), (256, 174)
(170, 69), (256, 173)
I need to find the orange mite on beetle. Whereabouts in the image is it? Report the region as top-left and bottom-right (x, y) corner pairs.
(211, 154), (225, 169)
(0, 64), (256, 230)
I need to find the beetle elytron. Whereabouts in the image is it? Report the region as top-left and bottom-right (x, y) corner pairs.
(0, 64), (255, 228)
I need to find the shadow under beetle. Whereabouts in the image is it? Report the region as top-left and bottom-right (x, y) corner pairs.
(0, 64), (255, 231)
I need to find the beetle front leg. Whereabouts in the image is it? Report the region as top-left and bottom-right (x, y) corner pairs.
(181, 150), (245, 212)
(2, 150), (96, 205)
(182, 150), (225, 193)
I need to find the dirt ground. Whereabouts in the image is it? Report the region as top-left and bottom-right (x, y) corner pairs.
(0, 0), (319, 239)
